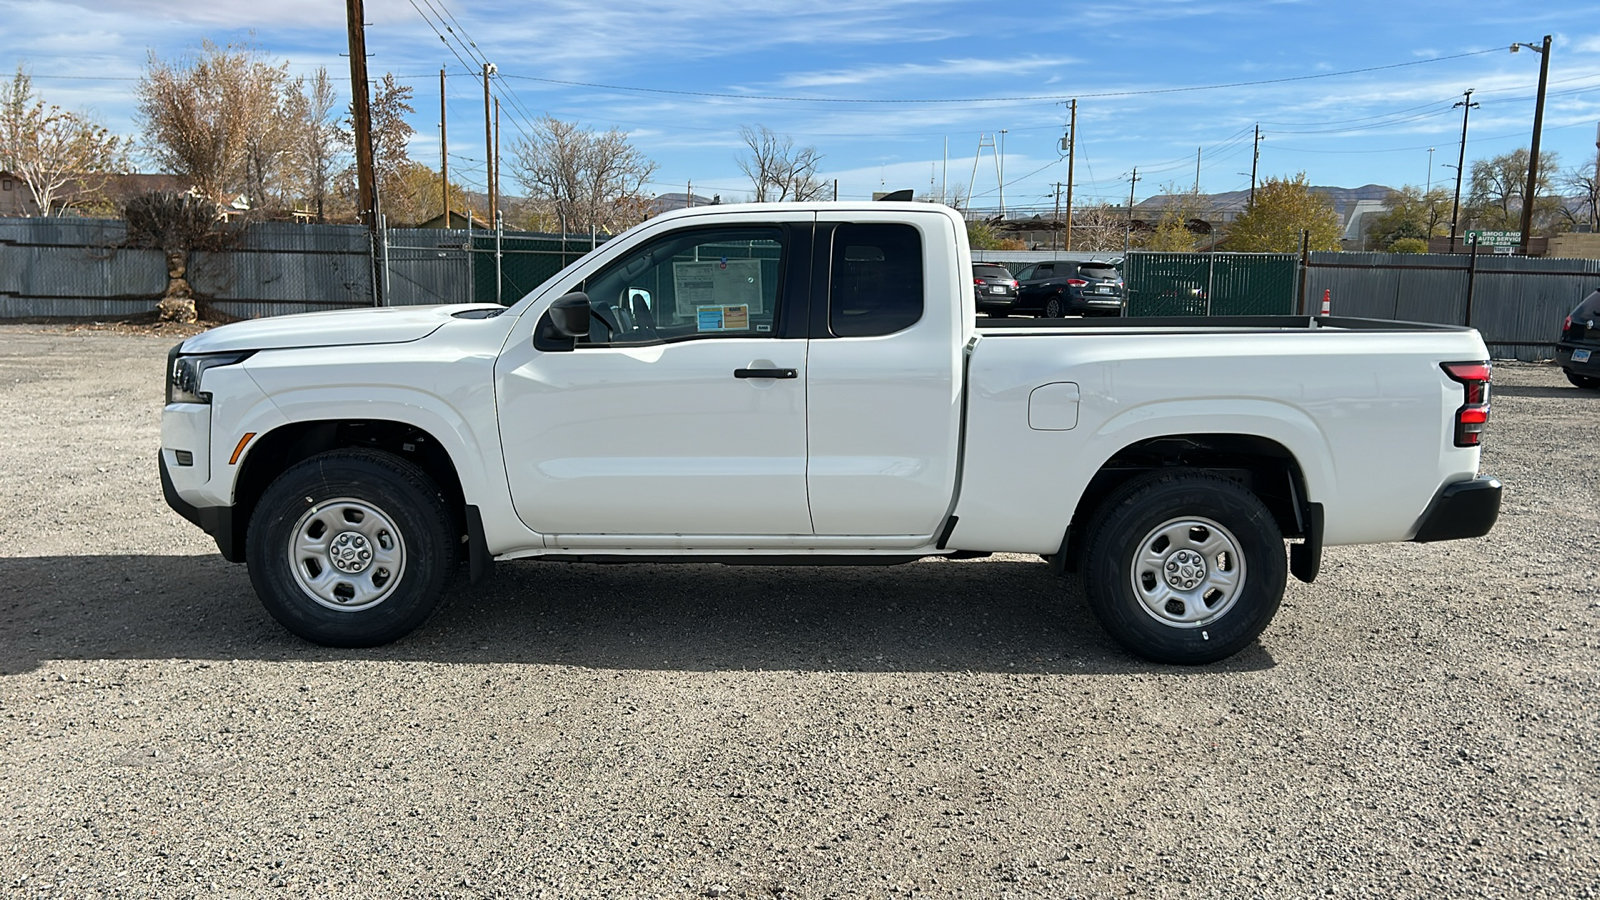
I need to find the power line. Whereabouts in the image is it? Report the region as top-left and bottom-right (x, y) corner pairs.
(498, 48), (1504, 105)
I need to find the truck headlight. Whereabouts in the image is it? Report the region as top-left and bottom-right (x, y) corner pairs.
(166, 346), (253, 404)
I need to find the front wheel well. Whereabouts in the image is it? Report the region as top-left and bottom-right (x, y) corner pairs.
(227, 420), (467, 562)
(1058, 434), (1311, 572)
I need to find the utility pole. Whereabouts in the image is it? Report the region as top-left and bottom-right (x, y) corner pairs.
(1064, 99), (1076, 251)
(1516, 35), (1552, 256)
(1249, 124), (1262, 207)
(1449, 89), (1479, 253)
(345, 0), (376, 229)
(440, 68), (449, 225)
(1052, 182), (1063, 252)
(494, 96), (501, 225)
(1125, 167), (1140, 254)
(1195, 146), (1202, 193)
(1426, 147), (1435, 194)
(482, 62), (497, 223)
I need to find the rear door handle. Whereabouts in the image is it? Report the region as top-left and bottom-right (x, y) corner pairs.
(734, 368), (797, 379)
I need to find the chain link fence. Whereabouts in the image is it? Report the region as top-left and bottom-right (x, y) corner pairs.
(5, 216), (1598, 361)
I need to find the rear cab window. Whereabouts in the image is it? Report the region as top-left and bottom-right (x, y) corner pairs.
(829, 223), (924, 337)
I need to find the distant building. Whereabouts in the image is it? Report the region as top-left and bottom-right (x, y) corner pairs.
(411, 209), (493, 230)
(651, 192), (720, 215)
(0, 170), (193, 217)
(1339, 199), (1394, 250)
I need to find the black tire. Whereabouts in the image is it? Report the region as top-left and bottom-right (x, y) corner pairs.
(1564, 369), (1600, 390)
(246, 449), (457, 647)
(1080, 470), (1286, 665)
(988, 310), (1009, 319)
(1041, 296), (1063, 319)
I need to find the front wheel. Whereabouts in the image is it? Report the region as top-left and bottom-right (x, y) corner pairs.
(1080, 471), (1286, 664)
(246, 450), (457, 647)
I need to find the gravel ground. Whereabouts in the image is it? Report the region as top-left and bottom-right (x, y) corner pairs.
(0, 324), (1596, 899)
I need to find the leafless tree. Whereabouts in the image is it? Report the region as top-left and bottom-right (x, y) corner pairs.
(737, 125), (825, 202)
(137, 41), (295, 207)
(511, 117), (657, 234)
(0, 67), (129, 215)
(1465, 148), (1561, 232)
(1563, 162), (1598, 232)
(285, 67), (345, 221)
(339, 73), (420, 223)
(1068, 202), (1132, 253)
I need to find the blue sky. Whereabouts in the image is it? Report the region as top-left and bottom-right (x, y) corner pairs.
(4, 0), (1599, 214)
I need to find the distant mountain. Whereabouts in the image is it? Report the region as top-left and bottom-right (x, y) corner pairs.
(1137, 183), (1397, 218)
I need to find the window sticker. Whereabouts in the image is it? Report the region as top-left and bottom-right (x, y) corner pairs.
(696, 304), (750, 332)
(673, 259), (764, 317)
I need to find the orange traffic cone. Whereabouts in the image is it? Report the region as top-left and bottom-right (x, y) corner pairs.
(1319, 288), (1331, 316)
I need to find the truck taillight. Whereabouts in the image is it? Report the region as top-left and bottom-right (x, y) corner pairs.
(1441, 361), (1491, 447)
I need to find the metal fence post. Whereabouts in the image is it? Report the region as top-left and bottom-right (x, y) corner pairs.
(379, 212), (391, 307)
(1297, 229), (1310, 316)
(1464, 237), (1479, 327)
(1205, 246), (1216, 317)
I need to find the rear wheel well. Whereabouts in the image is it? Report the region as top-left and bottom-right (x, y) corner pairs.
(1058, 434), (1310, 572)
(227, 420), (466, 562)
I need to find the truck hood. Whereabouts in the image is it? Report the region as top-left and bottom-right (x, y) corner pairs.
(178, 304), (503, 353)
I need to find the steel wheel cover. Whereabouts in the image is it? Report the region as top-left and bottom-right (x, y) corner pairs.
(287, 497), (407, 611)
(1128, 515), (1246, 628)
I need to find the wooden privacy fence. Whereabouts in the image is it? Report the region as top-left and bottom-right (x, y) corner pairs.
(1303, 251), (1600, 361)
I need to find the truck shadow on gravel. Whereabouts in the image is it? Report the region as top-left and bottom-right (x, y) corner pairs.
(0, 554), (1277, 676)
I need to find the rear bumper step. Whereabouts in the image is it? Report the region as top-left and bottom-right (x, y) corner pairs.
(1410, 476), (1502, 543)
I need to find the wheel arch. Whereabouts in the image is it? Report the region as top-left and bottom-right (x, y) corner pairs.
(228, 419), (468, 563)
(1054, 432), (1319, 580)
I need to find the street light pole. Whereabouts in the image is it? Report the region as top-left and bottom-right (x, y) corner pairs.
(1449, 89), (1478, 253)
(1515, 35), (1552, 256)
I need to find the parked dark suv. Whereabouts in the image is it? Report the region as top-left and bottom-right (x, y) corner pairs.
(1557, 288), (1600, 389)
(1012, 260), (1125, 317)
(972, 263), (1019, 317)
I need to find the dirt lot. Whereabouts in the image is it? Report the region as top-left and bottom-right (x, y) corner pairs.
(1, 324), (1596, 899)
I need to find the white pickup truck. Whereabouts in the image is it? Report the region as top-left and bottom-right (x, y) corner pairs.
(160, 202), (1501, 664)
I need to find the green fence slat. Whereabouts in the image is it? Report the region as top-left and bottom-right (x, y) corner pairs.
(1126, 252), (1297, 316)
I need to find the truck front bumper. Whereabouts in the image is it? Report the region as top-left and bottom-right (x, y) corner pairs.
(1410, 475), (1502, 543)
(160, 452), (241, 562)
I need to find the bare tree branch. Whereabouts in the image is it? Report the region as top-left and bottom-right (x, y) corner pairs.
(511, 117), (657, 234)
(737, 125), (825, 202)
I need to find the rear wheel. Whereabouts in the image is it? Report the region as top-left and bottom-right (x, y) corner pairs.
(246, 450), (457, 647)
(1041, 296), (1063, 318)
(1564, 369), (1600, 390)
(1080, 470), (1286, 664)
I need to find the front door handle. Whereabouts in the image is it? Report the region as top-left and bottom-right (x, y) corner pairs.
(734, 368), (797, 379)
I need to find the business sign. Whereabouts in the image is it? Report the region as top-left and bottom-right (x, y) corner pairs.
(1464, 230), (1520, 248)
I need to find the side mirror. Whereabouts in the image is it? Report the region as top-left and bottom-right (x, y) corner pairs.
(549, 292), (591, 338)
